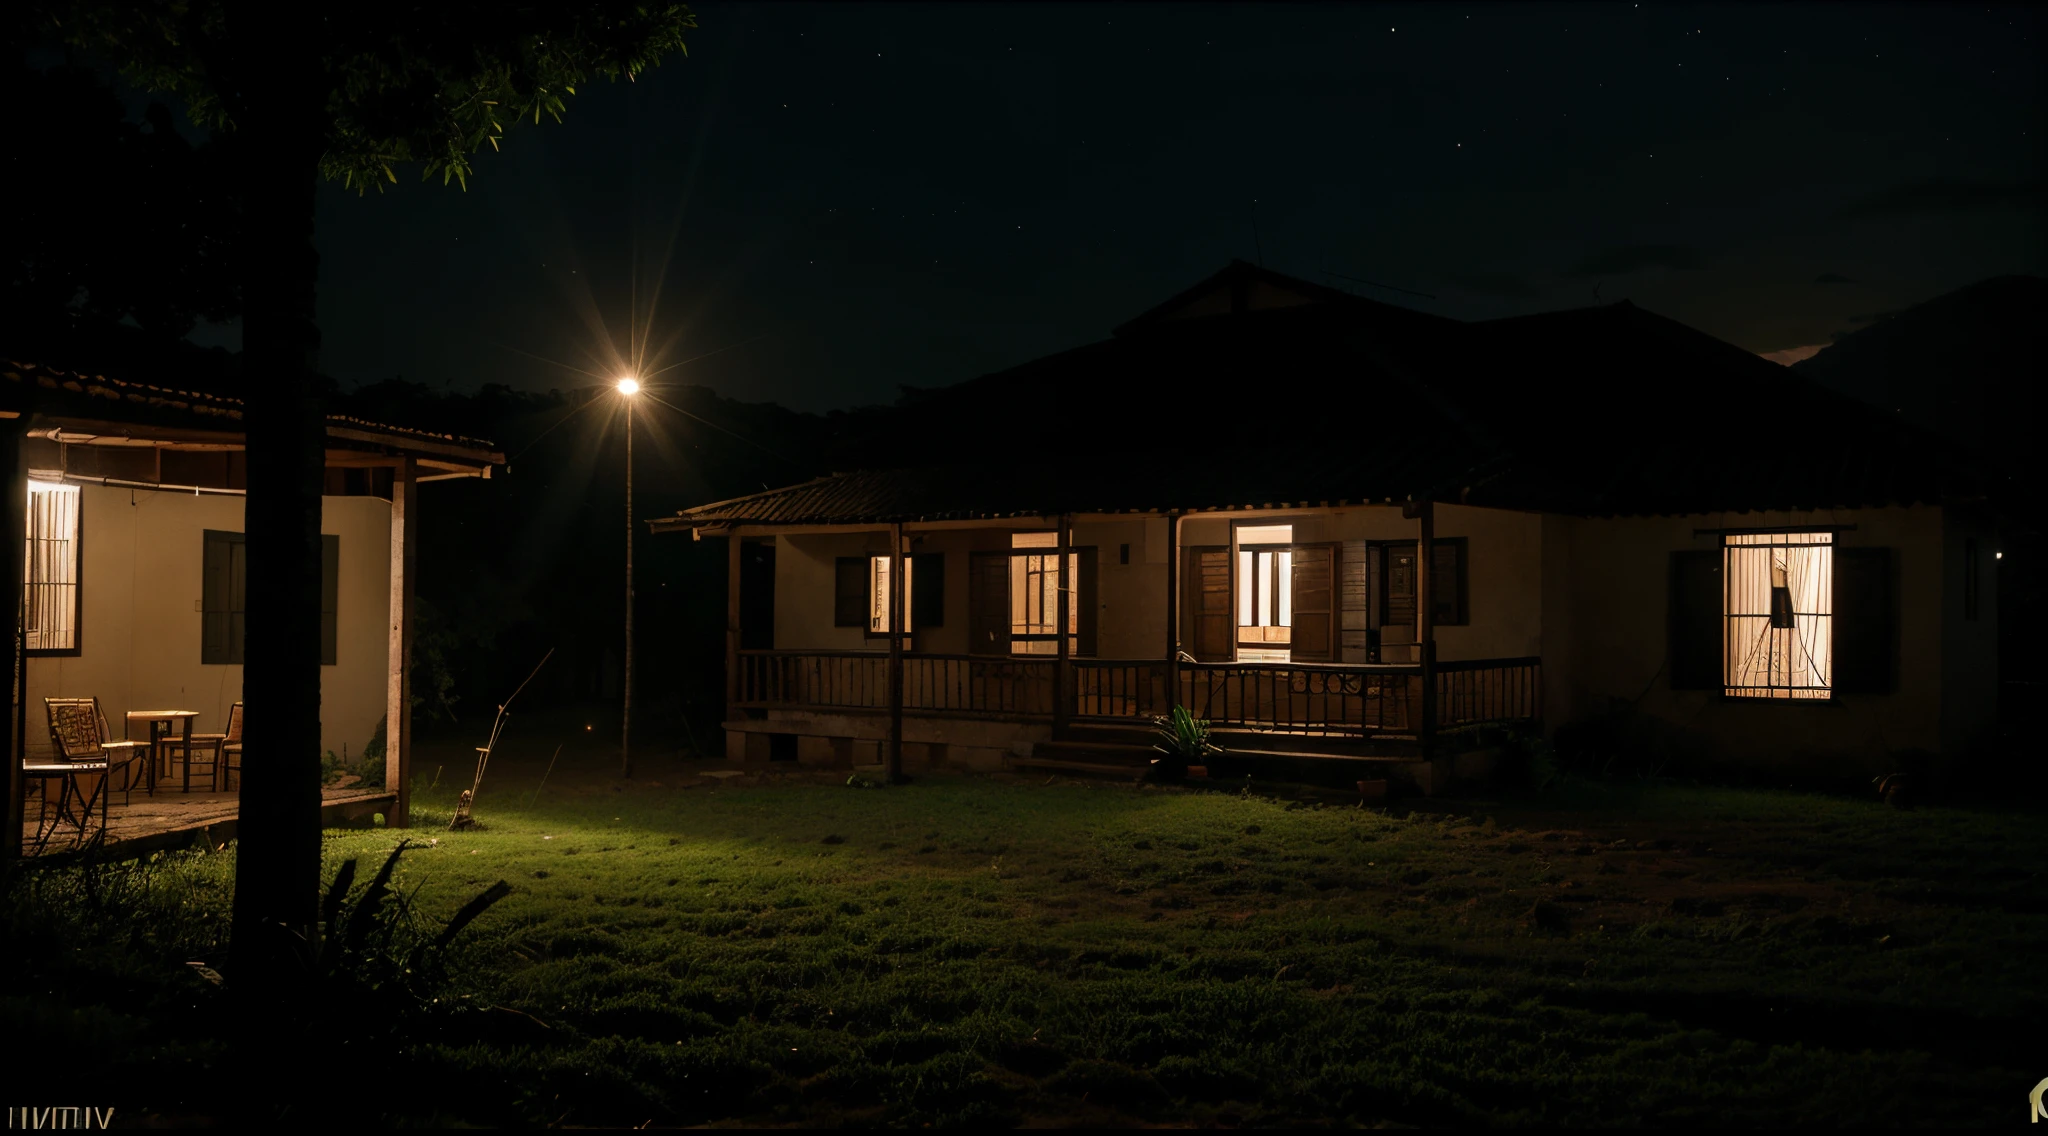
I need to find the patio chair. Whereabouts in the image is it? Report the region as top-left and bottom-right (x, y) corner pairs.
(43, 697), (146, 805)
(166, 702), (241, 792)
(201, 703), (245, 792)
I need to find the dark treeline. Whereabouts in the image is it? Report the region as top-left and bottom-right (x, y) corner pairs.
(330, 377), (900, 754)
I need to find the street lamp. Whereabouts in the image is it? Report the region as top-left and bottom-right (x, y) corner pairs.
(618, 375), (640, 778)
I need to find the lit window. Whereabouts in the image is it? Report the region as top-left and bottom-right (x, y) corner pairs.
(25, 481), (80, 653)
(1724, 532), (1832, 699)
(1010, 532), (1075, 655)
(866, 554), (915, 635)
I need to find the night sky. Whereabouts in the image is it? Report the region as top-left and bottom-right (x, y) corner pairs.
(277, 2), (2043, 411)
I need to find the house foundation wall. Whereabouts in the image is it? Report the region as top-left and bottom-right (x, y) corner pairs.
(724, 709), (1046, 773)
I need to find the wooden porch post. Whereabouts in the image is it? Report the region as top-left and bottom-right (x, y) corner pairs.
(1415, 499), (1438, 770)
(2, 417), (24, 859)
(384, 456), (417, 827)
(1054, 514), (1072, 738)
(725, 527), (742, 728)
(886, 522), (905, 781)
(1163, 512), (1180, 712)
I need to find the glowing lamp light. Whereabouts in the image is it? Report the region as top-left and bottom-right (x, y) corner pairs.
(617, 376), (641, 396)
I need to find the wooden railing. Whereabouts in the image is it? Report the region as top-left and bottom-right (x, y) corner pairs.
(1071, 659), (1171, 721)
(1433, 656), (1542, 733)
(737, 650), (1538, 737)
(737, 650), (1055, 719)
(1179, 662), (1422, 737)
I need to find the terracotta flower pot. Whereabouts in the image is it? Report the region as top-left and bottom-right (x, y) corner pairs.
(1187, 765), (1209, 780)
(1356, 779), (1388, 804)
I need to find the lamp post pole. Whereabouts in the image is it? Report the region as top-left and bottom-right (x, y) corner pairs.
(619, 378), (640, 778)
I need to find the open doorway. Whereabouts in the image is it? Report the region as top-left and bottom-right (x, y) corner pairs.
(1236, 525), (1294, 661)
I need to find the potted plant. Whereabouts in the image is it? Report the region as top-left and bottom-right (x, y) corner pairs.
(1150, 705), (1221, 782)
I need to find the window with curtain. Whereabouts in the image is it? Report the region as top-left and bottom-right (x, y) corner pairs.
(25, 481), (81, 653)
(1723, 532), (1832, 699)
(1009, 531), (1076, 655)
(865, 554), (915, 635)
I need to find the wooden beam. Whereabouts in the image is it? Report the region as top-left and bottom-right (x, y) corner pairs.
(2, 419), (24, 860)
(1416, 499), (1437, 768)
(886, 522), (905, 782)
(725, 531), (742, 728)
(1164, 511), (1181, 712)
(385, 457), (417, 827)
(1054, 514), (1072, 739)
(321, 425), (504, 465)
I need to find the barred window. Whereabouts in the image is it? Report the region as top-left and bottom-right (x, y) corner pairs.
(1724, 532), (1832, 699)
(25, 481), (81, 653)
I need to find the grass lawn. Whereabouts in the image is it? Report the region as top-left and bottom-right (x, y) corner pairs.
(13, 737), (2046, 1127)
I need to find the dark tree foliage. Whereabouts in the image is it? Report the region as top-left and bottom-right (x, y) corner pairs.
(1, 51), (238, 350)
(33, 3), (696, 1118)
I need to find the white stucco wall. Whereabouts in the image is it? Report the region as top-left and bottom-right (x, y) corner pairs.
(26, 484), (390, 762)
(1538, 505), (1990, 777)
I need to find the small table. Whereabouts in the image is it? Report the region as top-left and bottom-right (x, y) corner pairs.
(22, 761), (109, 853)
(126, 710), (201, 793)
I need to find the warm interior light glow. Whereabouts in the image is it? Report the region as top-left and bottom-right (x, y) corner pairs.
(617, 377), (641, 396)
(1723, 532), (1833, 699)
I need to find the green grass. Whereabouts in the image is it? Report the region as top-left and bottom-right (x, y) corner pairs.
(12, 757), (2046, 1127)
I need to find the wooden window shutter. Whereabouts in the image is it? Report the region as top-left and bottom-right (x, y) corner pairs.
(202, 530), (235, 665)
(1188, 547), (1232, 661)
(1289, 544), (1335, 661)
(1668, 549), (1721, 690)
(912, 552), (945, 627)
(319, 534), (340, 666)
(1339, 539), (1369, 662)
(1077, 547), (1099, 656)
(1833, 547), (1895, 694)
(968, 551), (1010, 655)
(833, 557), (866, 627)
(1430, 538), (1467, 626)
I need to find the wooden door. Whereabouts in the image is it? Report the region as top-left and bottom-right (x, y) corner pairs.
(968, 551), (1010, 655)
(1384, 545), (1418, 631)
(740, 541), (776, 650)
(1186, 547), (1232, 661)
(1290, 544), (1335, 661)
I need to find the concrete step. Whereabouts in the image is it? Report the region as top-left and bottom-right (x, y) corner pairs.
(1031, 739), (1154, 766)
(1222, 747), (1428, 765)
(1011, 756), (1150, 780)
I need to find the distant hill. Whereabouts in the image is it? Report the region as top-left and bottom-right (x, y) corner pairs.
(1792, 276), (2044, 498)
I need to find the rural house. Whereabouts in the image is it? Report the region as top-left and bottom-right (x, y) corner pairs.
(652, 263), (2001, 792)
(6, 360), (502, 847)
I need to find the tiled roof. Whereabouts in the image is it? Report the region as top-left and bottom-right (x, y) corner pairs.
(2, 359), (502, 458)
(658, 266), (1997, 529)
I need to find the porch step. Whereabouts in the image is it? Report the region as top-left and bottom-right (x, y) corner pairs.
(1063, 724), (1156, 747)
(1010, 756), (1150, 780)
(1030, 740), (1154, 766)
(1223, 747), (1428, 765)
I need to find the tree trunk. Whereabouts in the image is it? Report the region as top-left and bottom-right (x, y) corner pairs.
(225, 24), (327, 1093)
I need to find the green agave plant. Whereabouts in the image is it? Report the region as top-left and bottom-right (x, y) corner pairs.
(1150, 705), (1222, 780)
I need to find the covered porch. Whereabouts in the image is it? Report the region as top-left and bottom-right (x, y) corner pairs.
(664, 498), (1543, 792)
(4, 360), (504, 857)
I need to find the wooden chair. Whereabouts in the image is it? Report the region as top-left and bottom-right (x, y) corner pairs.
(203, 703), (244, 792)
(174, 702), (244, 793)
(44, 697), (147, 805)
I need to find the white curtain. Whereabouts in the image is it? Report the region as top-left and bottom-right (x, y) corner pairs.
(25, 482), (80, 652)
(1723, 533), (1832, 699)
